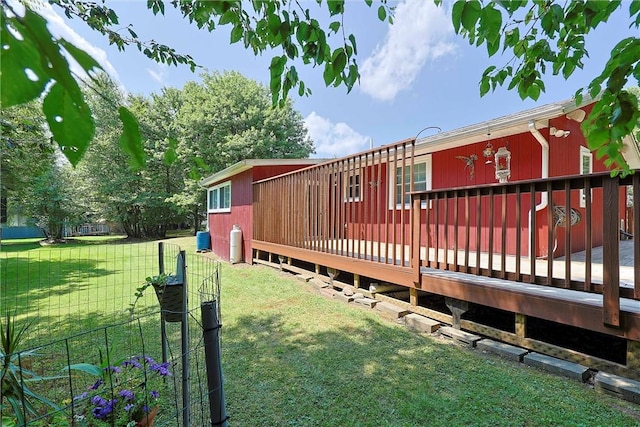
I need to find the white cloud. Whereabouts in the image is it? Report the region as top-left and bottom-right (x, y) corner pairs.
(146, 64), (169, 86)
(38, 4), (121, 85)
(360, 0), (456, 101)
(305, 112), (370, 159)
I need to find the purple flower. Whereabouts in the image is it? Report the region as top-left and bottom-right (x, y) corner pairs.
(124, 403), (135, 412)
(73, 391), (88, 401)
(119, 389), (135, 401)
(150, 390), (159, 399)
(91, 395), (107, 407)
(92, 399), (117, 420)
(122, 357), (142, 369)
(150, 362), (172, 377)
(105, 365), (121, 374)
(89, 378), (103, 390)
(143, 405), (150, 413)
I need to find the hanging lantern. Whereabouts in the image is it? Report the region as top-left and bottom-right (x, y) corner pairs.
(495, 146), (511, 183)
(483, 142), (495, 164)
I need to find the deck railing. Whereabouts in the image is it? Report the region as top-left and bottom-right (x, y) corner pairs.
(410, 172), (640, 326)
(253, 138), (422, 283)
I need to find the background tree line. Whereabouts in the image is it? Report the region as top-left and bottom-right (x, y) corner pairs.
(1, 71), (313, 239)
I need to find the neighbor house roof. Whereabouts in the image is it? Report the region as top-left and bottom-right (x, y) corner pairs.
(199, 159), (324, 187)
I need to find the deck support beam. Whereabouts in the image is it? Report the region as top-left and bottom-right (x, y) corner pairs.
(516, 313), (526, 338)
(410, 288), (418, 306)
(354, 274), (360, 289)
(315, 264), (320, 275)
(327, 268), (339, 286)
(445, 297), (469, 329)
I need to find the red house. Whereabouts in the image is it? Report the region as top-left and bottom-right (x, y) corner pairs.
(207, 98), (640, 263)
(199, 159), (324, 263)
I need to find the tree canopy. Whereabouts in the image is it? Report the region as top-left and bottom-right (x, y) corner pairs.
(71, 71), (311, 237)
(1, 0), (639, 173)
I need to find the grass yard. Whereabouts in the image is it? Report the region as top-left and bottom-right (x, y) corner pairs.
(2, 235), (640, 426)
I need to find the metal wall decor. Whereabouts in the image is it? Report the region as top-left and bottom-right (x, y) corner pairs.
(456, 154), (478, 180)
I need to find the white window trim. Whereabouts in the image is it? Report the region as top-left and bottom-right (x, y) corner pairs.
(344, 172), (361, 202)
(579, 146), (592, 208)
(208, 181), (232, 213)
(388, 154), (432, 210)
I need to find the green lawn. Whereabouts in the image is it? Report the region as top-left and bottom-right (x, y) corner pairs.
(2, 236), (640, 426)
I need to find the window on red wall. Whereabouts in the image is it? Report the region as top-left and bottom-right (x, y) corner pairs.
(579, 146), (592, 208)
(345, 173), (361, 202)
(389, 154), (432, 209)
(208, 181), (231, 213)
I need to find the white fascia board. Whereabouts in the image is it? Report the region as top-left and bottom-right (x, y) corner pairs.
(198, 159), (324, 187)
(412, 97), (591, 155)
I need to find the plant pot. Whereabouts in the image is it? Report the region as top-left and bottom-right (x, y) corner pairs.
(135, 406), (158, 427)
(152, 277), (184, 322)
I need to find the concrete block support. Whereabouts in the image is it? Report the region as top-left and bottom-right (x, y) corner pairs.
(523, 352), (590, 382)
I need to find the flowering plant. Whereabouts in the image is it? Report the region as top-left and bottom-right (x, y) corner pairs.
(68, 355), (171, 426)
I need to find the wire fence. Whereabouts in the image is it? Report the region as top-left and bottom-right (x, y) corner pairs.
(0, 240), (223, 426)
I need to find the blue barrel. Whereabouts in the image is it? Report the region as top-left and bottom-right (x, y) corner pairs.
(196, 231), (211, 251)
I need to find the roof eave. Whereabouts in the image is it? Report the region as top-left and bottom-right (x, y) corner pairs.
(198, 158), (324, 187)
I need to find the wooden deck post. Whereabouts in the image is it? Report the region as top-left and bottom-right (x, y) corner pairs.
(515, 313), (526, 338)
(411, 194), (422, 287)
(445, 297), (469, 329)
(354, 274), (360, 289)
(602, 176), (620, 327)
(315, 264), (320, 275)
(410, 288), (418, 306)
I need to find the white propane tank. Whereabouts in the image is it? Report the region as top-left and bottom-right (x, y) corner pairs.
(230, 225), (243, 264)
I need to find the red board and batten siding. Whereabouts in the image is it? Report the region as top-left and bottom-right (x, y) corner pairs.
(537, 107), (624, 257)
(207, 164), (312, 263)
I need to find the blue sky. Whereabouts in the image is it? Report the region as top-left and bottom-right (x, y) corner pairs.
(40, 0), (639, 159)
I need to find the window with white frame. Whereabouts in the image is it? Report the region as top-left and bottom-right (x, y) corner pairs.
(579, 146), (592, 208)
(390, 155), (432, 209)
(345, 173), (361, 202)
(208, 181), (231, 213)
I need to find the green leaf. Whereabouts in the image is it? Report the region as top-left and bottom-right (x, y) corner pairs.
(323, 63), (334, 86)
(461, 0), (482, 32)
(118, 106), (145, 169)
(219, 10), (235, 25)
(42, 82), (94, 166)
(479, 76), (491, 96)
(0, 12), (49, 107)
(348, 34), (358, 55)
(65, 363), (104, 377)
(480, 5), (502, 44)
(21, 9), (84, 107)
(451, 1), (465, 33)
(329, 21), (340, 33)
(378, 5), (387, 21)
(332, 48), (347, 74)
(268, 13), (281, 35)
(59, 38), (104, 76)
(230, 24), (243, 43)
(269, 55), (286, 81)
